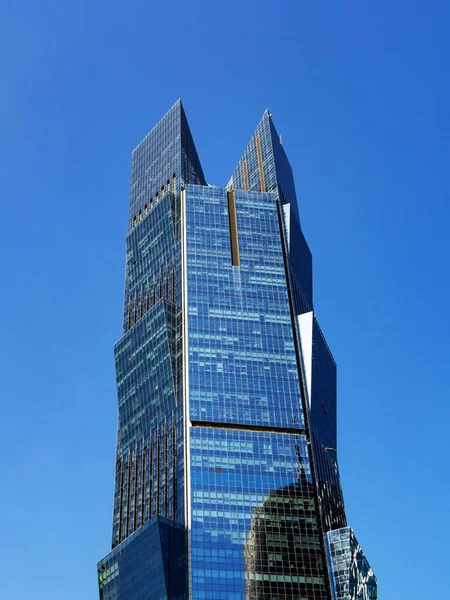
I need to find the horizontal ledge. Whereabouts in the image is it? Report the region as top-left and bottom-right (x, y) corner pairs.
(189, 420), (306, 436)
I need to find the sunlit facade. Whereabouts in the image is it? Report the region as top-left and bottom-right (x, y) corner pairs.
(96, 100), (377, 599)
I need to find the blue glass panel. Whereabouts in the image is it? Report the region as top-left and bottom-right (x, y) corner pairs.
(98, 516), (185, 600)
(115, 300), (178, 453)
(185, 185), (304, 429)
(189, 427), (329, 600)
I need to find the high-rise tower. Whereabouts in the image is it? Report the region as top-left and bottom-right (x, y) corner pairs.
(97, 101), (377, 600)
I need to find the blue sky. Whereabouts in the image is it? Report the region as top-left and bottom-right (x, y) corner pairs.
(1, 1), (449, 598)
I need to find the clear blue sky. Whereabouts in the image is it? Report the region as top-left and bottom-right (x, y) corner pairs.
(1, 1), (449, 598)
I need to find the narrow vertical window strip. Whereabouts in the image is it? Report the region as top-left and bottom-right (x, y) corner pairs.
(243, 159), (249, 190)
(127, 298), (132, 331)
(256, 136), (266, 192)
(166, 263), (170, 299)
(172, 257), (176, 303)
(125, 451), (131, 537)
(227, 190), (240, 267)
(133, 445), (139, 531)
(172, 414), (177, 521)
(156, 429), (161, 515)
(185, 131), (189, 184)
(117, 458), (124, 545)
(141, 443), (146, 525)
(149, 432), (153, 518)
(164, 421), (169, 518)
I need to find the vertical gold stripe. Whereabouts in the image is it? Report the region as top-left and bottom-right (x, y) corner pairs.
(243, 159), (249, 190)
(227, 190), (240, 266)
(255, 136), (266, 192)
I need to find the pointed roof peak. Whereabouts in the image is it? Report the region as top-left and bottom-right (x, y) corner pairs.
(128, 100), (206, 227)
(132, 99), (185, 154)
(227, 106), (299, 219)
(255, 108), (271, 124)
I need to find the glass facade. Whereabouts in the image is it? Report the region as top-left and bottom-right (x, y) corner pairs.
(97, 101), (377, 599)
(185, 185), (304, 430)
(325, 528), (377, 600)
(189, 428), (328, 599)
(98, 516), (185, 600)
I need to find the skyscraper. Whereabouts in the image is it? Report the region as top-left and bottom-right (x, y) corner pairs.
(97, 100), (377, 600)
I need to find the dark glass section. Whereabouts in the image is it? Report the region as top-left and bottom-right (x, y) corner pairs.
(311, 435), (346, 535)
(325, 527), (377, 600)
(298, 312), (346, 533)
(267, 117), (299, 219)
(245, 482), (326, 600)
(287, 212), (313, 315)
(98, 516), (185, 600)
(309, 317), (337, 452)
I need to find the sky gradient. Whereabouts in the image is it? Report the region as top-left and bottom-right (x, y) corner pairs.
(1, 1), (449, 598)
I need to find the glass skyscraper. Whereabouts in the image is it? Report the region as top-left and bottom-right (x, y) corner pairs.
(97, 100), (377, 600)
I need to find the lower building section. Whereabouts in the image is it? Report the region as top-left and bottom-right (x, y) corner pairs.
(325, 527), (377, 600)
(188, 426), (330, 600)
(97, 515), (185, 600)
